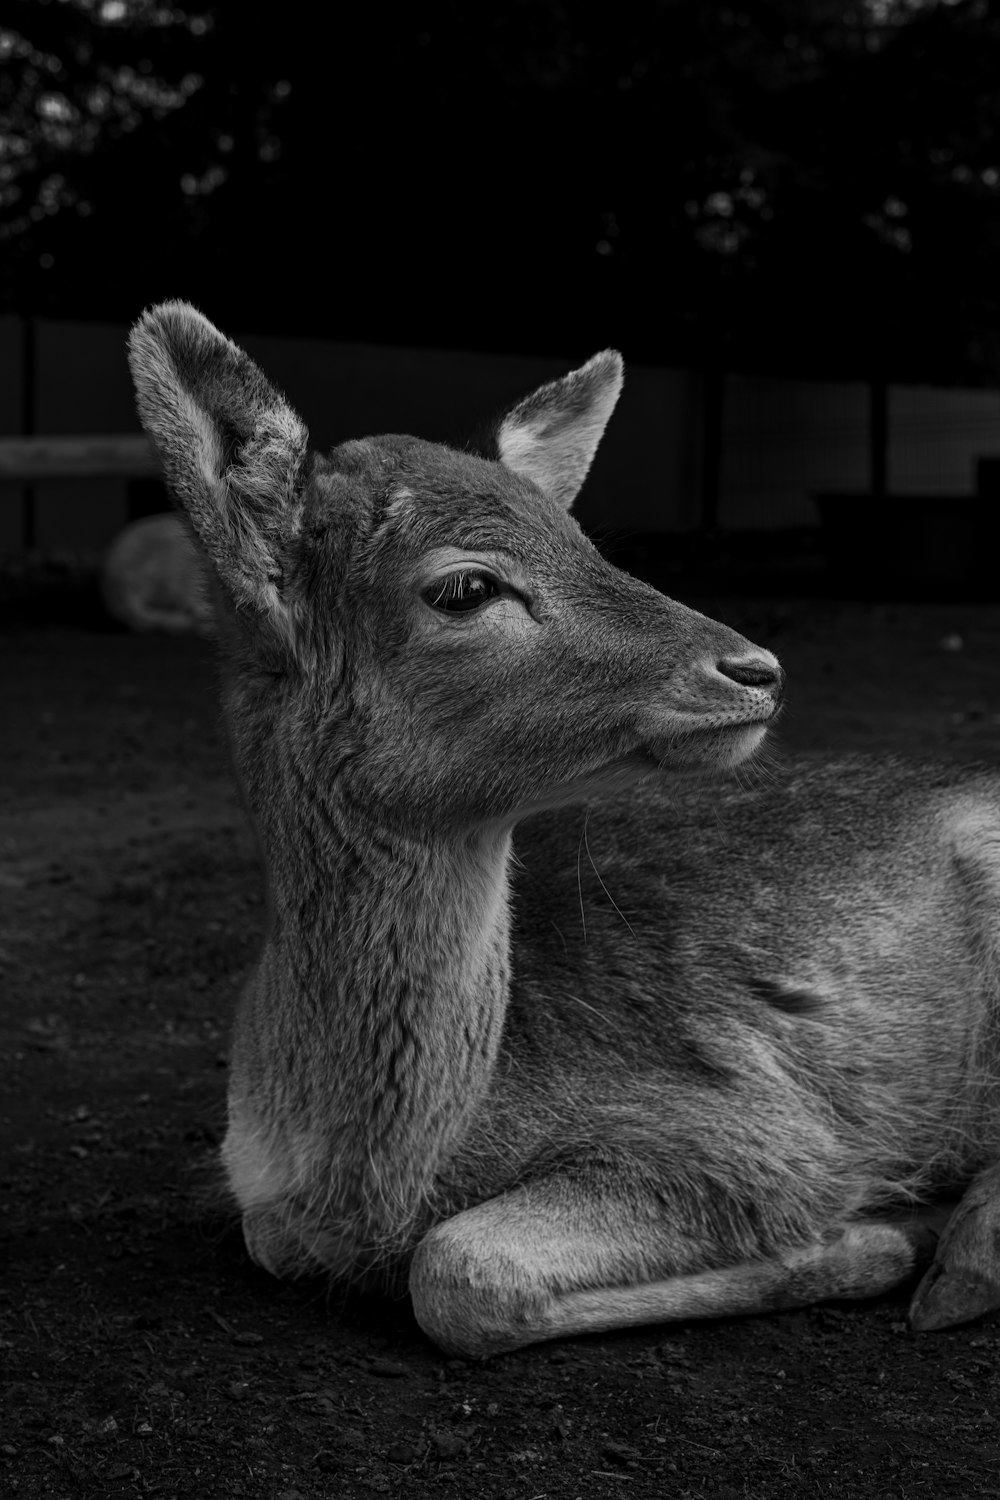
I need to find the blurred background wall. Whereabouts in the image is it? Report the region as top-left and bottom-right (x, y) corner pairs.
(2, 315), (998, 558)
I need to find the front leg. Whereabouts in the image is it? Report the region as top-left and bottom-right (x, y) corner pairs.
(408, 1176), (942, 1359)
(910, 1163), (1000, 1331)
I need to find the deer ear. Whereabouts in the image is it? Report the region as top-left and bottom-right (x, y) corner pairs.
(127, 301), (309, 648)
(496, 350), (623, 510)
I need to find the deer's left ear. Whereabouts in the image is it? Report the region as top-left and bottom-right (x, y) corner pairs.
(128, 300), (310, 658)
(496, 350), (624, 510)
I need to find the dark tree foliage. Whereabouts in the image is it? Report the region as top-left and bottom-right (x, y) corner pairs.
(0, 0), (287, 324)
(3, 0), (1000, 379)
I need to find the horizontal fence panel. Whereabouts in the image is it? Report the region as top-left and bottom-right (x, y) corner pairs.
(0, 434), (160, 480)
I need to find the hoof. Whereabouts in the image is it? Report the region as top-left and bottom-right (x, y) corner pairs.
(242, 1208), (294, 1277)
(909, 1263), (1000, 1332)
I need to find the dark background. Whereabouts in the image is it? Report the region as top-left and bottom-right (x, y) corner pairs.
(5, 0), (1000, 383)
(7, 14), (1000, 1495)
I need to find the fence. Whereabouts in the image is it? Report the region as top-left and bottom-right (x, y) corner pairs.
(1, 316), (998, 557)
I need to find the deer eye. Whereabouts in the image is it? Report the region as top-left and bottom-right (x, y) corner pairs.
(423, 570), (502, 613)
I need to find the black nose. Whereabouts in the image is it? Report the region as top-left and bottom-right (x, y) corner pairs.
(717, 654), (785, 700)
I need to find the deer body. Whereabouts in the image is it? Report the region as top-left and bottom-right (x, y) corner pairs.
(129, 304), (1000, 1356)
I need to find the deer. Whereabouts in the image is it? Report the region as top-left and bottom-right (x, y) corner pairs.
(101, 512), (212, 636)
(128, 300), (1000, 1359)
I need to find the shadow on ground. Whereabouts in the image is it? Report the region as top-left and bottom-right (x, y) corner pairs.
(5, 591), (1000, 1499)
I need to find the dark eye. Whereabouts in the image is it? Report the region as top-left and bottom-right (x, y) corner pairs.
(423, 570), (502, 613)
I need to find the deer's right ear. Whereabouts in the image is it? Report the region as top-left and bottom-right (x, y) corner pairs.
(127, 301), (309, 648)
(496, 350), (623, 510)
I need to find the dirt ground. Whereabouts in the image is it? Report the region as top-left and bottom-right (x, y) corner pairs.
(6, 584), (1000, 1500)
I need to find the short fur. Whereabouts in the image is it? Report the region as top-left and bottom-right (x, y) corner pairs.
(128, 302), (1000, 1358)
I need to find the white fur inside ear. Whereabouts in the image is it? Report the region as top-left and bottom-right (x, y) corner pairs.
(497, 350), (623, 510)
(180, 384), (226, 489)
(498, 413), (602, 505)
(128, 300), (311, 647)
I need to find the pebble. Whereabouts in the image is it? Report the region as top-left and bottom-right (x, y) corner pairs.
(315, 1452), (347, 1474)
(367, 1358), (409, 1378)
(386, 1439), (423, 1463)
(431, 1429), (469, 1459)
(601, 1441), (642, 1466)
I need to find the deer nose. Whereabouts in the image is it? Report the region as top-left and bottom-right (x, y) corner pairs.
(716, 651), (785, 701)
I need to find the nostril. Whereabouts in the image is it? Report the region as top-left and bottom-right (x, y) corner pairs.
(716, 654), (784, 693)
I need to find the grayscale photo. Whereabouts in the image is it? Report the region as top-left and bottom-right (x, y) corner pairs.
(3, 3), (1000, 1497)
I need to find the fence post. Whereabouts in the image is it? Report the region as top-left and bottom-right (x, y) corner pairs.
(699, 365), (725, 534)
(870, 374), (888, 497)
(20, 313), (36, 551)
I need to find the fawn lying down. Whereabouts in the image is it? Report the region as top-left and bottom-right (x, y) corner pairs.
(129, 301), (1000, 1357)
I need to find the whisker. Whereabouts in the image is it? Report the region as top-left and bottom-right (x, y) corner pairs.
(583, 809), (636, 939)
(575, 827), (588, 943)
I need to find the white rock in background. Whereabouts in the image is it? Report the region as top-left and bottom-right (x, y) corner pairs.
(101, 513), (213, 636)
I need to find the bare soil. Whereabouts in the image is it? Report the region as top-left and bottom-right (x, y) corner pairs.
(6, 590), (1000, 1500)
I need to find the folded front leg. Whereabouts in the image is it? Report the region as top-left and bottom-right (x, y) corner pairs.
(408, 1174), (942, 1359)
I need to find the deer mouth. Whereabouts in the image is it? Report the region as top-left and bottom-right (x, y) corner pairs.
(646, 718), (773, 770)
(576, 716), (772, 787)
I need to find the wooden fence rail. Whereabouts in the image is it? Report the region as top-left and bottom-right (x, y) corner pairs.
(0, 434), (160, 481)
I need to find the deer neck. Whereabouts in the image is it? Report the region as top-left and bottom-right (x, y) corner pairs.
(233, 752), (514, 1253)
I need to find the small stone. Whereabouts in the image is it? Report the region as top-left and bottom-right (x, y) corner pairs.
(315, 1451), (347, 1473)
(386, 1440), (422, 1463)
(431, 1429), (469, 1459)
(601, 1441), (642, 1466)
(367, 1358), (409, 1378)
